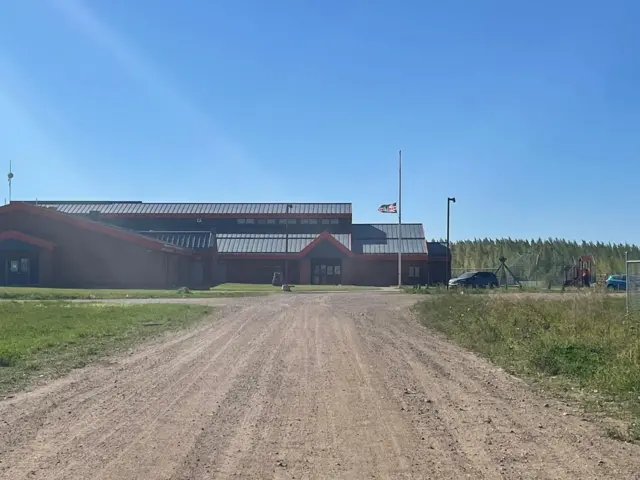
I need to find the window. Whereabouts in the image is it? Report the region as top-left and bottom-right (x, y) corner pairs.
(309, 219), (318, 224)
(267, 219), (276, 224)
(237, 219), (246, 224)
(330, 219), (339, 224)
(334, 265), (341, 275)
(257, 219), (267, 225)
(321, 219), (330, 225)
(409, 266), (420, 277)
(279, 219), (287, 224)
(21, 258), (30, 273)
(301, 219), (309, 224)
(288, 219), (296, 224)
(245, 219), (255, 224)
(10, 261), (18, 273)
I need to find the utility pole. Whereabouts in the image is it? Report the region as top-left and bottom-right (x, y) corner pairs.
(284, 203), (293, 289)
(446, 197), (456, 288)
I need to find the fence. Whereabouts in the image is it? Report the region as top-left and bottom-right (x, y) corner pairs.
(626, 259), (640, 313)
(450, 264), (597, 288)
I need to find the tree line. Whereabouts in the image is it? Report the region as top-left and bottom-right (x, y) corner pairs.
(435, 238), (640, 281)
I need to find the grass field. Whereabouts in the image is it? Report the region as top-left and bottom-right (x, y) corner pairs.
(0, 283), (378, 301)
(0, 286), (270, 301)
(415, 291), (640, 441)
(211, 283), (380, 293)
(0, 302), (212, 394)
(403, 284), (595, 294)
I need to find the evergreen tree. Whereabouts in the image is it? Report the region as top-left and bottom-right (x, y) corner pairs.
(432, 238), (640, 279)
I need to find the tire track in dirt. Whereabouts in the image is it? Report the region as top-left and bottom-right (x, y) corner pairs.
(172, 298), (303, 479)
(2, 292), (640, 479)
(346, 294), (640, 480)
(229, 297), (319, 478)
(0, 297), (289, 479)
(0, 303), (245, 448)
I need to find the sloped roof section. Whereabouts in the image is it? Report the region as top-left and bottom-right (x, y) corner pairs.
(216, 233), (350, 254)
(26, 201), (352, 216)
(138, 231), (215, 250)
(1, 203), (192, 255)
(426, 241), (449, 257)
(353, 239), (428, 254)
(351, 223), (427, 254)
(351, 224), (424, 239)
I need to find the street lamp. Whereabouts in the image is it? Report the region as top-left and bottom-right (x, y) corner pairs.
(446, 197), (456, 288)
(284, 204), (293, 289)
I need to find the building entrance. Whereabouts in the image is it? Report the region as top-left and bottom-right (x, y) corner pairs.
(311, 259), (342, 285)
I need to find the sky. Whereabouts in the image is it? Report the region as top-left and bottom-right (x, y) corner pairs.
(0, 0), (639, 243)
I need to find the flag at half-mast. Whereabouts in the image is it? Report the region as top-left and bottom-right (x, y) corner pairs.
(378, 202), (397, 214)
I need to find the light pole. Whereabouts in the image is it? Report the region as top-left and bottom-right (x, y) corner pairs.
(446, 197), (456, 288)
(284, 204), (293, 288)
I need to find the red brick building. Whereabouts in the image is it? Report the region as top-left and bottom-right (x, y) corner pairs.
(1, 201), (449, 288)
(0, 203), (215, 289)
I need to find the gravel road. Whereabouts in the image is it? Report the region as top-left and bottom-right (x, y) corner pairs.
(1, 292), (638, 479)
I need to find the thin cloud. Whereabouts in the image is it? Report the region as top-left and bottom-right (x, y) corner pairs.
(48, 0), (277, 185)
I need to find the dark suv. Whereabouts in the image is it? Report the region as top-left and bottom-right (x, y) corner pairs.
(448, 271), (499, 288)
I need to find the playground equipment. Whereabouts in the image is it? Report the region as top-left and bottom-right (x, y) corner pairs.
(563, 255), (595, 287)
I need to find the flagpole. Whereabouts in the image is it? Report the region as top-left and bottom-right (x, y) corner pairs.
(398, 150), (402, 288)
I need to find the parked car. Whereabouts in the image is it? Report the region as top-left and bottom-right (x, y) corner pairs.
(448, 271), (499, 288)
(605, 274), (626, 290)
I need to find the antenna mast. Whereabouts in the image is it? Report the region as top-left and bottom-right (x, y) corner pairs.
(7, 160), (14, 204)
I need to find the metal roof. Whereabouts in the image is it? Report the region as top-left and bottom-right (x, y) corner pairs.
(1, 202), (192, 255)
(27, 201), (352, 216)
(351, 223), (426, 254)
(138, 231), (215, 250)
(351, 238), (427, 254)
(217, 233), (350, 254)
(351, 223), (424, 239)
(426, 242), (449, 257)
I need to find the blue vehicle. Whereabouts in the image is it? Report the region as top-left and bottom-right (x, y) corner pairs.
(605, 274), (626, 290)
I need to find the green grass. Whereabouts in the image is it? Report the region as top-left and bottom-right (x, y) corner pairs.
(403, 284), (620, 295)
(0, 302), (212, 394)
(414, 291), (640, 442)
(0, 283), (377, 301)
(0, 286), (269, 300)
(211, 283), (380, 292)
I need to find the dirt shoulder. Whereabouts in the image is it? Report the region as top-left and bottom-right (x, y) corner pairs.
(1, 293), (638, 479)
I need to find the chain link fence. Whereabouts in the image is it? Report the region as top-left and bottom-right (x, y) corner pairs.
(626, 260), (640, 313)
(451, 263), (595, 289)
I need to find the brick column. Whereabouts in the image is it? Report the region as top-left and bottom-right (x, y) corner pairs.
(39, 249), (54, 286)
(341, 258), (355, 285)
(299, 258), (311, 284)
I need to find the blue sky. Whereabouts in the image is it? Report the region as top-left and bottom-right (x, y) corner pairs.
(1, 0), (638, 243)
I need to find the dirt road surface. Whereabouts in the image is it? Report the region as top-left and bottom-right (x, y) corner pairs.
(1, 293), (638, 479)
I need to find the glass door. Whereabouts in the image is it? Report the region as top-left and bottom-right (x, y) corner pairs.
(5, 256), (30, 286)
(311, 260), (342, 285)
